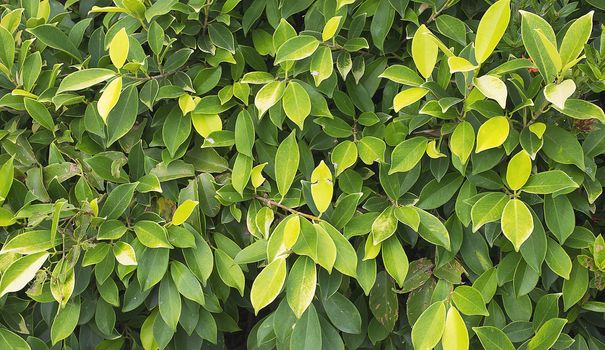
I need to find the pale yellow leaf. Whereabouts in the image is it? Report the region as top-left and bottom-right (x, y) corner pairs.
(97, 77), (122, 123)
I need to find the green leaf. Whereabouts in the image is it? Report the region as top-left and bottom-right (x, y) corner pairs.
(251, 257), (287, 314)
(0, 157), (14, 202)
(562, 259), (588, 311)
(28, 25), (82, 61)
(0, 328), (31, 349)
(412, 25), (438, 79)
(452, 285), (489, 316)
(371, 206), (398, 244)
(357, 136), (386, 164)
(389, 137), (428, 174)
(290, 304), (322, 350)
(0, 26), (15, 69)
(51, 298), (81, 345)
(145, 0), (177, 21)
(215, 248), (245, 296)
(544, 194), (574, 243)
(331, 140), (358, 176)
(0, 252), (49, 297)
(501, 199), (534, 251)
(527, 318), (567, 350)
(559, 11), (593, 68)
(287, 256), (317, 318)
(545, 237), (572, 279)
(106, 85), (139, 146)
(208, 23), (235, 53)
(411, 301), (446, 350)
(283, 81), (311, 129)
(134, 221), (173, 249)
(474, 0), (511, 64)
(323, 292), (362, 334)
(275, 35), (320, 64)
(0, 230), (57, 255)
(100, 183), (138, 219)
(542, 126), (585, 169)
(275, 130), (300, 197)
(417, 208), (451, 250)
(522, 170), (578, 194)
(159, 275), (181, 330)
(382, 236), (408, 287)
(553, 98), (605, 123)
(24, 98), (55, 131)
(520, 11), (558, 82)
(436, 15), (467, 46)
(379, 65), (424, 86)
(57, 68), (116, 93)
(473, 326), (515, 350)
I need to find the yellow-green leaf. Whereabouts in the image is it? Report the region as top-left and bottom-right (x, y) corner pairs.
(529, 122), (546, 139)
(474, 75), (507, 109)
(172, 199), (199, 225)
(310, 46), (333, 87)
(450, 121), (475, 165)
(97, 77), (122, 123)
(426, 140), (446, 158)
(192, 113), (222, 137)
(331, 140), (358, 176)
(536, 30), (562, 73)
(322, 16), (342, 41)
(475, 116), (509, 153)
(283, 215), (300, 249)
(250, 258), (286, 314)
(474, 0), (511, 64)
(0, 252), (49, 297)
(412, 25), (438, 79)
(282, 81), (311, 129)
(448, 56), (478, 73)
(178, 94), (197, 115)
(109, 28), (129, 69)
(442, 307), (469, 350)
(393, 87), (429, 112)
(501, 199), (534, 251)
(506, 150), (532, 190)
(251, 163), (267, 188)
(311, 160), (333, 214)
(411, 301), (446, 350)
(255, 80), (285, 117)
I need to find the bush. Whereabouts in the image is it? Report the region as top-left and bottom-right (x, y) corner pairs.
(0, 0), (605, 348)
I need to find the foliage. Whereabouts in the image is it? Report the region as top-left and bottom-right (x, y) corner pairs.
(0, 0), (604, 349)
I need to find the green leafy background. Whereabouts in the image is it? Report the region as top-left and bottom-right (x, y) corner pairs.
(0, 0), (604, 349)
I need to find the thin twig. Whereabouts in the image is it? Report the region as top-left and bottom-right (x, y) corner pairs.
(255, 195), (323, 222)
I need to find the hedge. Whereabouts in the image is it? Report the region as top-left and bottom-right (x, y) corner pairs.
(0, 0), (604, 349)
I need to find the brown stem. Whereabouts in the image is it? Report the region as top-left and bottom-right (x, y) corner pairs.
(255, 195), (323, 222)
